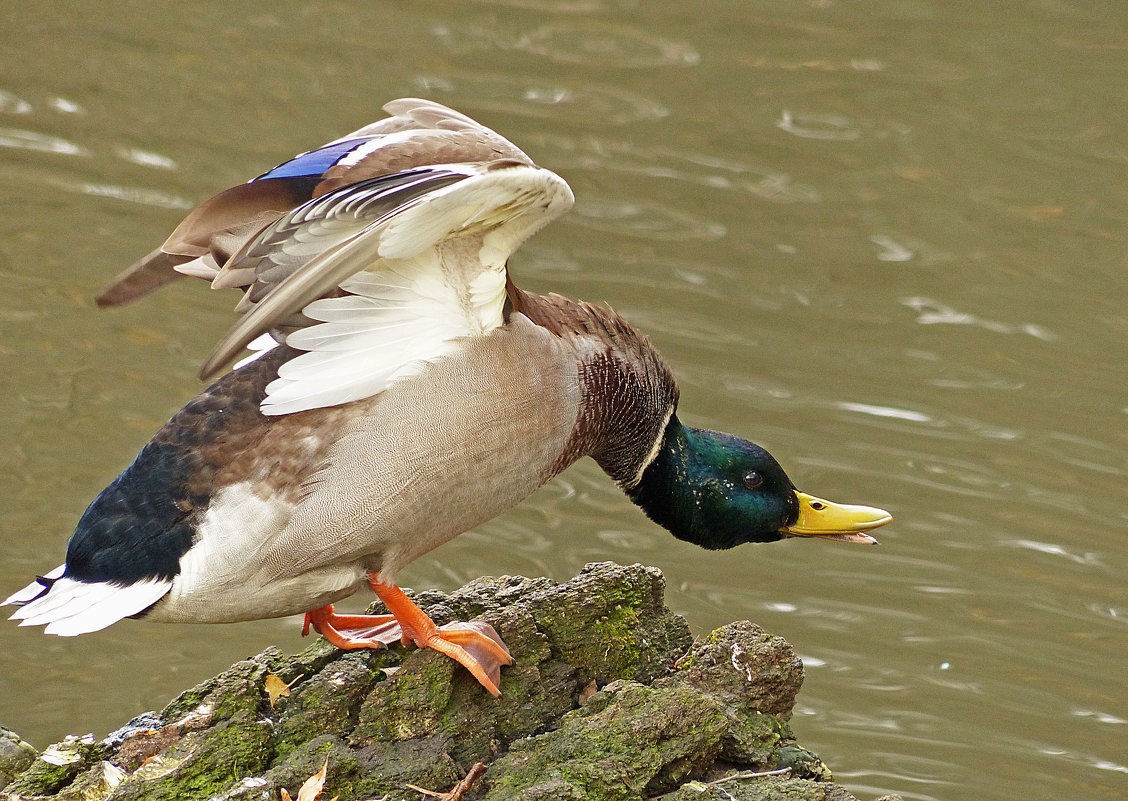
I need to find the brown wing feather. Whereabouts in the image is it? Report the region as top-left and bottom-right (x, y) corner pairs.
(95, 98), (532, 309)
(96, 180), (307, 306)
(315, 130), (530, 197)
(95, 248), (192, 308)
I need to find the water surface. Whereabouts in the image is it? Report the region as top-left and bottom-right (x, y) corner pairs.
(1, 3), (1125, 800)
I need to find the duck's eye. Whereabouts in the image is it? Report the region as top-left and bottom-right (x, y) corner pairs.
(743, 471), (764, 490)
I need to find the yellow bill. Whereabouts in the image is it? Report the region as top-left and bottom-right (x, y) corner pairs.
(780, 491), (892, 544)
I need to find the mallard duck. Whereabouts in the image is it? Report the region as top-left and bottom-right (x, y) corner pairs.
(4, 99), (891, 696)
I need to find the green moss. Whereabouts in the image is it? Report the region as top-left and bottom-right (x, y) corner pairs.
(0, 728), (37, 791)
(720, 711), (791, 766)
(530, 567), (686, 685)
(659, 775), (839, 801)
(272, 652), (384, 761)
(774, 747), (833, 781)
(156, 684), (212, 728)
(109, 717), (273, 801)
(1, 736), (105, 798)
(587, 604), (644, 677)
(670, 622), (804, 719)
(159, 658), (268, 726)
(446, 657), (576, 766)
(343, 739), (461, 801)
(483, 681), (728, 801)
(265, 737), (365, 801)
(3, 760), (82, 798)
(4, 564), (870, 801)
(349, 649), (454, 745)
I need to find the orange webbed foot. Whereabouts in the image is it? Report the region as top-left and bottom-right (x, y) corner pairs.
(302, 582), (512, 695)
(302, 604), (403, 649)
(369, 578), (512, 697)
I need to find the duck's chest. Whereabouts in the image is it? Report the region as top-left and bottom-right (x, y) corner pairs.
(271, 318), (587, 578)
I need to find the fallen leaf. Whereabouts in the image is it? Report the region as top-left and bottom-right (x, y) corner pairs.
(280, 756), (335, 801)
(265, 673), (303, 708)
(404, 763), (486, 801)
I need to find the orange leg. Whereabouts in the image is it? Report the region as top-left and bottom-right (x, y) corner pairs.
(301, 575), (512, 696)
(369, 577), (512, 697)
(302, 604), (402, 649)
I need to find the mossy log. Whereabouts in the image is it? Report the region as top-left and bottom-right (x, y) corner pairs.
(0, 562), (904, 801)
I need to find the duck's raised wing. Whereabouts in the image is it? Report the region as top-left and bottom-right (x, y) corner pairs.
(95, 98), (534, 307)
(205, 158), (573, 416)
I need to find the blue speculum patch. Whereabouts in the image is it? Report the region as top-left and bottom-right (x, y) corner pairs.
(255, 138), (368, 181)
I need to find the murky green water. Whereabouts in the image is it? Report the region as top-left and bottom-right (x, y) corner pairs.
(2, 2), (1125, 799)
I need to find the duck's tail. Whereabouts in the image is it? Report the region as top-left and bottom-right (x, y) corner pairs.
(3, 565), (170, 636)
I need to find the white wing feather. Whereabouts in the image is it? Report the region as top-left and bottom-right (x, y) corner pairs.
(249, 163), (572, 415)
(232, 333), (280, 371)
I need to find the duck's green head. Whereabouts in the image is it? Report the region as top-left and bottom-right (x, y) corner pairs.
(627, 415), (891, 549)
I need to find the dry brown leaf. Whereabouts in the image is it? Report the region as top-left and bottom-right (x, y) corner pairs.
(265, 673), (303, 708)
(404, 763), (486, 801)
(281, 756), (333, 801)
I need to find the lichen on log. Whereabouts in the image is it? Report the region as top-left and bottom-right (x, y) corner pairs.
(0, 562), (904, 801)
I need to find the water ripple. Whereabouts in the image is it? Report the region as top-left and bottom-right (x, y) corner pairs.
(1034, 431), (1127, 478)
(429, 20), (698, 68)
(904, 351), (1026, 392)
(0, 127), (86, 156)
(836, 401), (933, 423)
(0, 89), (33, 114)
(116, 147), (178, 170)
(870, 234), (915, 262)
(1033, 743), (1128, 776)
(548, 136), (822, 203)
(571, 196), (726, 241)
(901, 297), (1058, 341)
(409, 74), (668, 125)
(47, 97), (83, 114)
(517, 22), (700, 68)
(777, 109), (860, 141)
(1008, 539), (1103, 567)
(595, 528), (656, 551)
(468, 0), (605, 11)
(44, 177), (192, 210)
(1071, 708), (1126, 725)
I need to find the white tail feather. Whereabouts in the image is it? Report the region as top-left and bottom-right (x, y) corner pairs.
(1, 564), (65, 606)
(9, 576), (171, 636)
